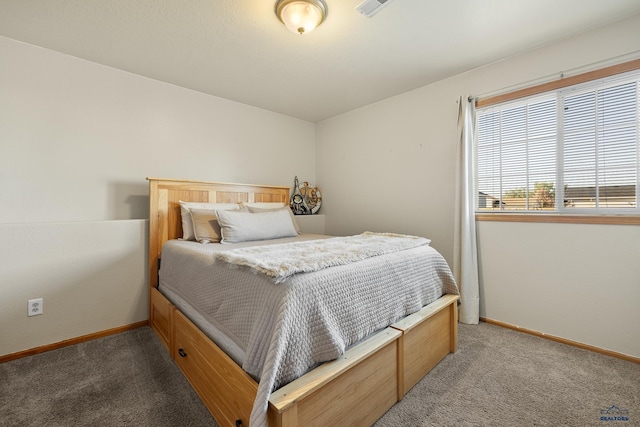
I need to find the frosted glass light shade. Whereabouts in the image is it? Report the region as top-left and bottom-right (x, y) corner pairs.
(276, 0), (327, 35)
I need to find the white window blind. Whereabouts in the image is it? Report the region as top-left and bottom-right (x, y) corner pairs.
(476, 70), (639, 214)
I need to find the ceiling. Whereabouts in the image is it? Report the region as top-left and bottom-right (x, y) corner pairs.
(1, 0), (639, 122)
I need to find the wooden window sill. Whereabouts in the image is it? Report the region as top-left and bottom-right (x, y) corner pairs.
(475, 213), (640, 225)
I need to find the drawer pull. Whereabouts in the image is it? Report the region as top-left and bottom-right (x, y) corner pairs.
(236, 421), (243, 427)
(178, 348), (187, 357)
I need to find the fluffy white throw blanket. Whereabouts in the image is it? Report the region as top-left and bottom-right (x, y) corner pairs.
(214, 231), (431, 283)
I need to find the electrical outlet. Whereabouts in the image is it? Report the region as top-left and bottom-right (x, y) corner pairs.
(28, 298), (43, 316)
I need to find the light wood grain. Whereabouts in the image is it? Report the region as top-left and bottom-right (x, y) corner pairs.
(175, 310), (257, 427)
(475, 213), (640, 225)
(391, 294), (459, 396)
(150, 287), (174, 353)
(477, 58), (640, 108)
(269, 329), (401, 427)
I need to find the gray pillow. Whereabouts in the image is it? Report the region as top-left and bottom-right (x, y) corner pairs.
(246, 206), (300, 234)
(216, 208), (298, 243)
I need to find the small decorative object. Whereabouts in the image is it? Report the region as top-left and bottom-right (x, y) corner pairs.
(291, 176), (322, 215)
(300, 181), (322, 214)
(290, 176), (310, 215)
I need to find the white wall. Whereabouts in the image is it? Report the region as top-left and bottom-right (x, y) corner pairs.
(477, 221), (640, 358)
(1, 221), (147, 354)
(316, 14), (640, 358)
(0, 36), (315, 357)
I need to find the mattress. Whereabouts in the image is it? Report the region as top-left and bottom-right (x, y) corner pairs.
(158, 233), (459, 426)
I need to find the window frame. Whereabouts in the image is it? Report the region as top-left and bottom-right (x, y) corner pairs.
(474, 58), (640, 225)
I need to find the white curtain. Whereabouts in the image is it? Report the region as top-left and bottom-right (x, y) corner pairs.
(454, 96), (480, 324)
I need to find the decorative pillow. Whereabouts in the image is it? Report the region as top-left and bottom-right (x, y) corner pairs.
(246, 205), (300, 234)
(216, 208), (298, 243)
(179, 201), (241, 240)
(189, 209), (222, 243)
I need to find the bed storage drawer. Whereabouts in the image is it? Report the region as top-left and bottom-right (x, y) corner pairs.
(174, 310), (257, 427)
(392, 294), (459, 397)
(268, 327), (402, 427)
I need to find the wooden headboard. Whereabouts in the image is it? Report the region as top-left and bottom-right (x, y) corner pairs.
(147, 177), (290, 289)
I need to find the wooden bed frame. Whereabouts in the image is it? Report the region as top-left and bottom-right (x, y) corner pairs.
(147, 177), (459, 427)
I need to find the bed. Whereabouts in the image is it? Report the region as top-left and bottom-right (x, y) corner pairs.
(147, 177), (460, 427)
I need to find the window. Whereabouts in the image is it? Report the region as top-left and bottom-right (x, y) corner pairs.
(476, 66), (639, 215)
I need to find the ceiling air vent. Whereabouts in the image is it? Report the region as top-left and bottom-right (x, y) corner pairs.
(355, 0), (392, 17)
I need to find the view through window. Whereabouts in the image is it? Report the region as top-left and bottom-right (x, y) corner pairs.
(476, 68), (639, 214)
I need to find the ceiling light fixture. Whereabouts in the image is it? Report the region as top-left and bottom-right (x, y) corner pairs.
(275, 0), (327, 35)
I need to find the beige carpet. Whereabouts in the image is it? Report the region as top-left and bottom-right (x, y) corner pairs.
(375, 322), (639, 426)
(0, 327), (214, 426)
(1, 323), (638, 426)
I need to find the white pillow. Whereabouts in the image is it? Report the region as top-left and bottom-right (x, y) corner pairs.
(179, 201), (241, 240)
(216, 208), (298, 243)
(246, 205), (300, 234)
(242, 202), (286, 209)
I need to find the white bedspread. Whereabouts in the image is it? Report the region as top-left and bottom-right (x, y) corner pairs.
(159, 234), (458, 427)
